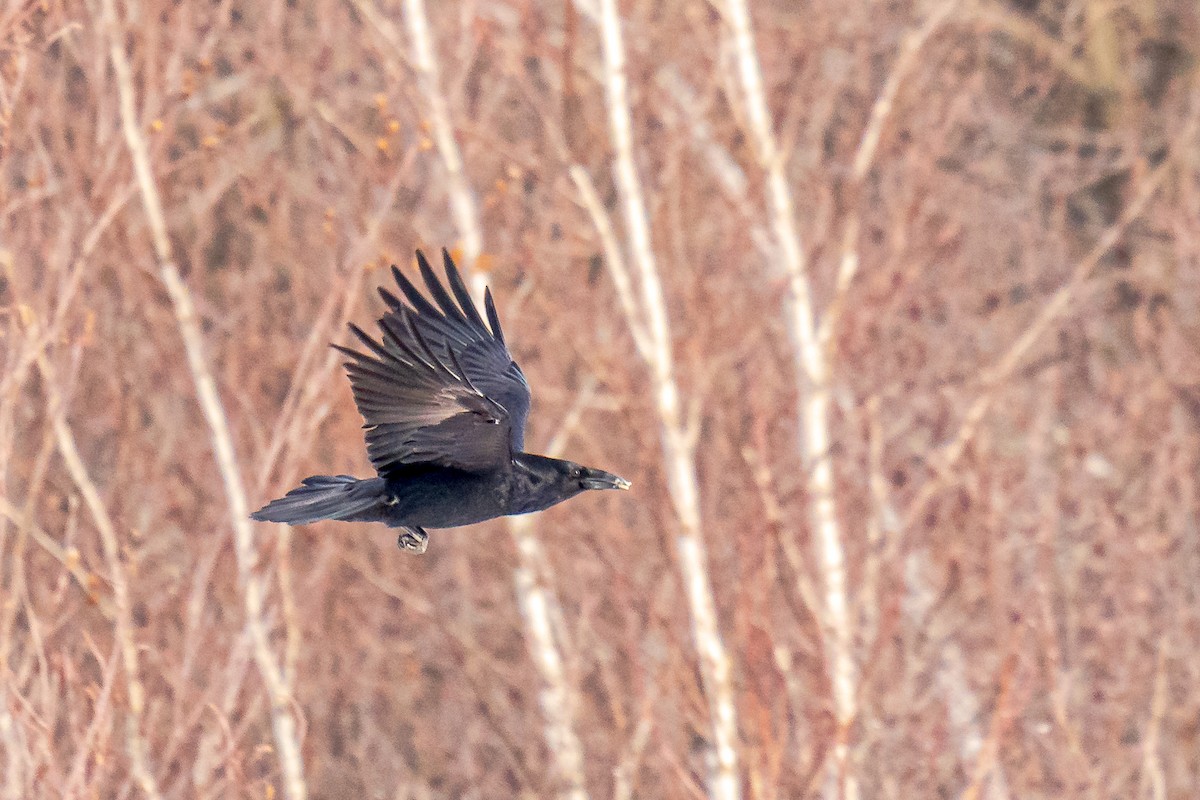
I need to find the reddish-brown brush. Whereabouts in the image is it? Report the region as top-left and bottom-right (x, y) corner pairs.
(3, 1), (1199, 797)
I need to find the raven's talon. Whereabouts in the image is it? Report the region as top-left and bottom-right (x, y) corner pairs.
(397, 528), (428, 554)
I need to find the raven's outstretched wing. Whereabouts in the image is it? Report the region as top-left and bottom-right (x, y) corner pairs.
(335, 306), (513, 475)
(376, 249), (531, 451)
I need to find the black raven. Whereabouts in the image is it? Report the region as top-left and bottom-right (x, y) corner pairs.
(252, 249), (629, 553)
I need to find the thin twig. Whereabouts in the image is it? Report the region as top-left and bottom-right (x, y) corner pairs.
(0, 180), (135, 400)
(653, 66), (774, 260)
(1140, 639), (1169, 800)
(904, 554), (1011, 800)
(960, 639), (1024, 800)
(970, 3), (1106, 92)
(613, 698), (655, 800)
(0, 497), (115, 621)
(62, 641), (122, 797)
(567, 167), (653, 359)
(823, 1), (958, 347)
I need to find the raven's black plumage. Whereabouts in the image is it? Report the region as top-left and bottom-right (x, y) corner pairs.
(252, 249), (629, 553)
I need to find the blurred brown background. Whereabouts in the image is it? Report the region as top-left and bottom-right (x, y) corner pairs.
(3, 0), (1200, 798)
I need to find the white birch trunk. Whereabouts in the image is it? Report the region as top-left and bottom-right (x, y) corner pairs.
(721, 2), (856, 796)
(588, 1), (742, 796)
(97, 2), (308, 796)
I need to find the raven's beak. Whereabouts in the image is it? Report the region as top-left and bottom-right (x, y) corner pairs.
(581, 469), (631, 491)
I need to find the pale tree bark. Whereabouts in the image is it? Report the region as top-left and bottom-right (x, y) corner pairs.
(722, 3), (965, 795)
(578, 1), (742, 797)
(401, 0), (482, 270)
(903, 554), (1011, 800)
(508, 382), (597, 800)
(720, 2), (854, 796)
(97, 2), (308, 797)
(396, 2), (591, 796)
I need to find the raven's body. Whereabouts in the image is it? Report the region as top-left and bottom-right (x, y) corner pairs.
(252, 251), (628, 552)
(381, 466), (516, 528)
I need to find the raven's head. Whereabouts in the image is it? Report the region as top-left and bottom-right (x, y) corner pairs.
(510, 453), (630, 514)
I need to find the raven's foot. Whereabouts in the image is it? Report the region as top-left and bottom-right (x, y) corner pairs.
(397, 527), (428, 554)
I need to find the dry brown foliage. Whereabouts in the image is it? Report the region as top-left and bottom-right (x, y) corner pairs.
(3, 1), (1200, 798)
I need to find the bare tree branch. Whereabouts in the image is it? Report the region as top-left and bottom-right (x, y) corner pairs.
(720, 1), (853, 794)
(401, 0), (482, 270)
(585, 1), (741, 796)
(567, 166), (653, 360)
(95, 2), (308, 796)
(509, 378), (598, 800)
(903, 148), (1177, 530)
(823, 1), (959, 346)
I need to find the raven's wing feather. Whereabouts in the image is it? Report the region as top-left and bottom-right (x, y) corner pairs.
(377, 249), (531, 451)
(336, 306), (512, 474)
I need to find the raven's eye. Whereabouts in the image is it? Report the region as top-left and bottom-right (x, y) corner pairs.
(571, 467), (583, 479)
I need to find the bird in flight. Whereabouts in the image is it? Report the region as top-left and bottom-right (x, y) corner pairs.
(252, 249), (629, 553)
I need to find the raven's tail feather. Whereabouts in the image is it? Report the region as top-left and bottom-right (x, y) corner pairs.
(251, 475), (388, 525)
